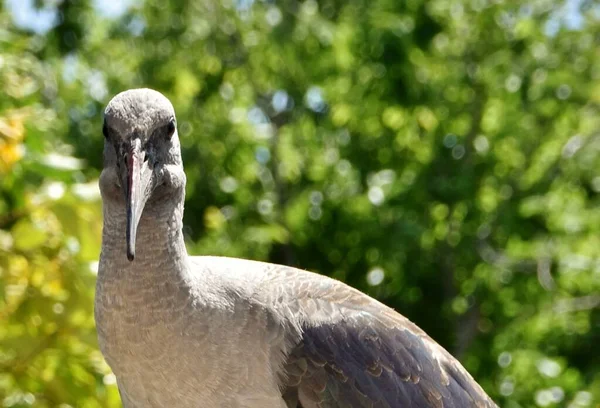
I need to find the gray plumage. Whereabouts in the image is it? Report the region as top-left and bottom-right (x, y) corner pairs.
(95, 88), (498, 408)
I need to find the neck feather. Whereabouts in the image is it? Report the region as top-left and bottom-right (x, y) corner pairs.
(99, 195), (188, 282)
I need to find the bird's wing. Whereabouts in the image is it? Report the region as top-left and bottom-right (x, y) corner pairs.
(255, 263), (497, 408)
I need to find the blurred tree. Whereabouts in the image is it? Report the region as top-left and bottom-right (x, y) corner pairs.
(0, 6), (118, 407)
(1, 0), (599, 407)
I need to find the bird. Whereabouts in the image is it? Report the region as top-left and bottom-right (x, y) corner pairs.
(95, 88), (498, 408)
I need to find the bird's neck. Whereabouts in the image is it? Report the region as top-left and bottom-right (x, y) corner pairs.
(98, 198), (189, 284)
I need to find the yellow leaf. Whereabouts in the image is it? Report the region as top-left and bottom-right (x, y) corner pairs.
(0, 113), (26, 142)
(0, 140), (24, 173)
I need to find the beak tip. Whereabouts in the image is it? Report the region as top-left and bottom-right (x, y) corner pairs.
(127, 250), (135, 262)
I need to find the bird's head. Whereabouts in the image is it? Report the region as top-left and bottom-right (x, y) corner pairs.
(99, 88), (186, 262)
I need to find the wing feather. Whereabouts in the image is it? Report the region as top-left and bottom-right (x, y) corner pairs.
(258, 265), (497, 408)
(189, 257), (496, 407)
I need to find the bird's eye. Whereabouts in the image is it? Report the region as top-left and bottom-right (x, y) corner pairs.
(166, 120), (176, 137)
(102, 123), (109, 138)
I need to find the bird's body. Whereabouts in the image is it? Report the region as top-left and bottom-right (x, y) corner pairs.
(97, 256), (291, 407)
(96, 89), (497, 407)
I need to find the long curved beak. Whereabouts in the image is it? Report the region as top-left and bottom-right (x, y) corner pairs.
(122, 138), (152, 261)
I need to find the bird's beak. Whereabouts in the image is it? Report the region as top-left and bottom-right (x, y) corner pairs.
(122, 138), (152, 261)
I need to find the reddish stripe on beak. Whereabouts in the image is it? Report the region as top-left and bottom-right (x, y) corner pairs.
(126, 138), (143, 261)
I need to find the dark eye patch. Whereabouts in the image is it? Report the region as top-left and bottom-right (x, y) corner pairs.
(166, 119), (176, 137)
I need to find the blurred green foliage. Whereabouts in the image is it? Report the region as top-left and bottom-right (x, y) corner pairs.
(1, 0), (599, 407)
